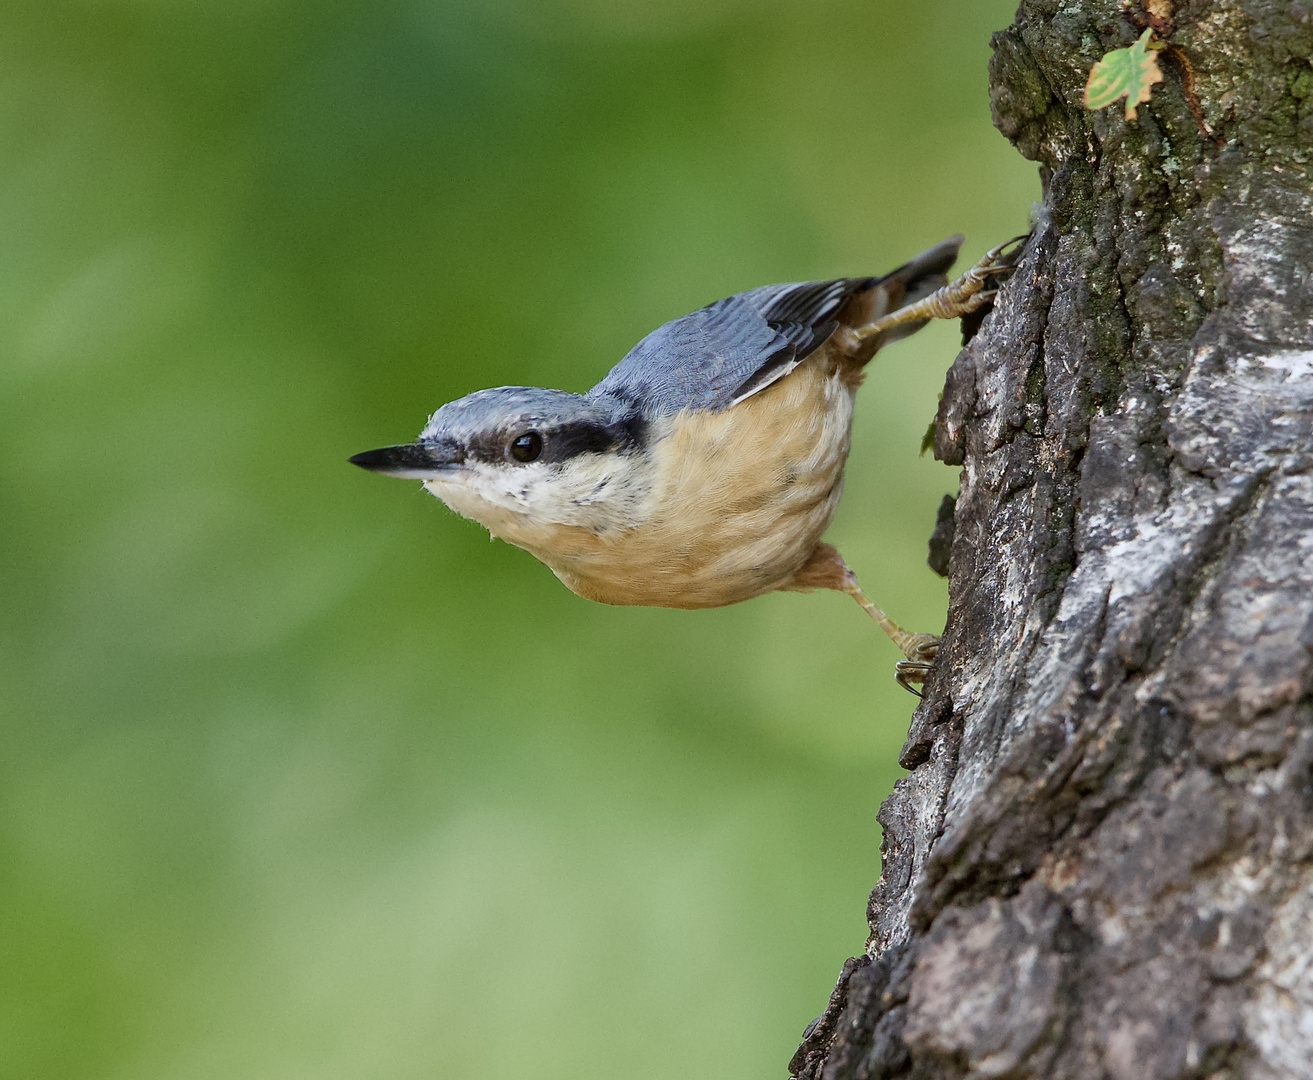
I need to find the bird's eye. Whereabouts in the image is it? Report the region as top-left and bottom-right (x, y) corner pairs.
(509, 431), (543, 463)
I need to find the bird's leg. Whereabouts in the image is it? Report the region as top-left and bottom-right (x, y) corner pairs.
(782, 544), (939, 696)
(834, 236), (1027, 353)
(843, 572), (939, 697)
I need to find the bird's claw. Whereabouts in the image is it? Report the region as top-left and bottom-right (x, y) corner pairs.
(847, 234), (1032, 344)
(986, 233), (1031, 270)
(958, 235), (1029, 291)
(893, 634), (939, 697)
(915, 236), (1031, 322)
(895, 661), (933, 697)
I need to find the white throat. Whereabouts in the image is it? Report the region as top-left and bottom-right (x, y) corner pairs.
(423, 450), (655, 544)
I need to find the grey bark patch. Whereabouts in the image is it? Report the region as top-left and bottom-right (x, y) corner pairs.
(903, 881), (1072, 1077)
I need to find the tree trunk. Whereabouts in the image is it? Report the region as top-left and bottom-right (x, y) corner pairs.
(790, 2), (1313, 1077)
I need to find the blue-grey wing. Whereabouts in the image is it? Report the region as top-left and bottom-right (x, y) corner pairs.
(586, 277), (874, 419)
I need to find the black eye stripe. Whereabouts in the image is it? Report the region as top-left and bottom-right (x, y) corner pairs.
(542, 418), (648, 462)
(465, 417), (648, 465)
(542, 421), (620, 461)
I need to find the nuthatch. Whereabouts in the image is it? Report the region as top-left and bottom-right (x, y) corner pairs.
(353, 236), (1019, 692)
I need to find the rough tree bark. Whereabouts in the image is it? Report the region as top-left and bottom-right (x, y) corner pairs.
(789, 2), (1313, 1078)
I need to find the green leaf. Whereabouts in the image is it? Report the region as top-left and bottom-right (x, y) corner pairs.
(1084, 29), (1164, 121)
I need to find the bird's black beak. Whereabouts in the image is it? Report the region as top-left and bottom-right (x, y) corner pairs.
(349, 442), (461, 479)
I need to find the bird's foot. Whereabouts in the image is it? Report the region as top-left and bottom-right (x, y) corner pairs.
(894, 634), (939, 698)
(925, 235), (1028, 320)
(851, 235), (1029, 340)
(783, 545), (942, 697)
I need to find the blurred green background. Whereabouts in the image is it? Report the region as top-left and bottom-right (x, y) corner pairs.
(0, 1), (1034, 1077)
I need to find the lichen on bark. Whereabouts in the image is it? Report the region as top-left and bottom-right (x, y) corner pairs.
(790, 2), (1313, 1078)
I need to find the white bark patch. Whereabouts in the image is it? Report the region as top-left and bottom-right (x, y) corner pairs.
(1244, 872), (1313, 1079)
(1255, 348), (1313, 383)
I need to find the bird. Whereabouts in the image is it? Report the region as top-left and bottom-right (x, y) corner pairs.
(352, 235), (1020, 692)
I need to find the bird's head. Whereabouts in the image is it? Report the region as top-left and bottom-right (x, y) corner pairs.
(351, 387), (649, 541)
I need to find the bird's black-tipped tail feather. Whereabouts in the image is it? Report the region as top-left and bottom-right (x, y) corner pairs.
(832, 235), (965, 363)
(878, 234), (965, 301)
(845, 232), (1032, 359)
(870, 234), (964, 348)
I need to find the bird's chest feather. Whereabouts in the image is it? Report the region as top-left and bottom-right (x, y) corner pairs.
(546, 352), (857, 608)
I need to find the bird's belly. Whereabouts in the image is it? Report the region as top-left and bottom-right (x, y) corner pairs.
(540, 354), (856, 609)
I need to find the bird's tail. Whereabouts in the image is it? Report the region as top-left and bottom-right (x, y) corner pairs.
(838, 234), (964, 365)
(876, 234), (966, 339)
(881, 234), (965, 311)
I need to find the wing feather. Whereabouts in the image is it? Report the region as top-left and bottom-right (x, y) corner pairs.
(585, 236), (962, 419)
(587, 277), (872, 418)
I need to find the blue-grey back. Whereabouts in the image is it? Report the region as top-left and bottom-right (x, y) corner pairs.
(586, 278), (873, 419)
